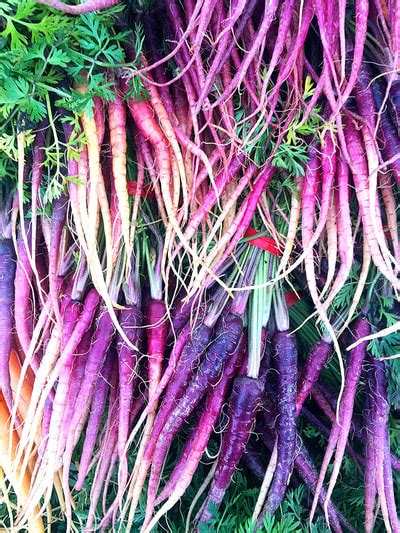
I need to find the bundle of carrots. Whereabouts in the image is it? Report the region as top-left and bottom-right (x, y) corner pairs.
(0, 0), (399, 531)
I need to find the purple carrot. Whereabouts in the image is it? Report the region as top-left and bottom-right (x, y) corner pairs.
(310, 317), (371, 525)
(363, 380), (377, 533)
(14, 224), (34, 356)
(242, 441), (266, 482)
(130, 321), (214, 525)
(197, 375), (264, 524)
(370, 77), (400, 186)
(117, 306), (143, 462)
(62, 305), (116, 525)
(369, 358), (399, 532)
(259, 330), (297, 520)
(75, 352), (115, 490)
(85, 388), (119, 532)
(0, 237), (16, 411)
(48, 195), (68, 326)
(294, 441), (355, 533)
(296, 338), (333, 415)
(145, 313), (244, 522)
(301, 407), (365, 467)
(143, 321), (214, 462)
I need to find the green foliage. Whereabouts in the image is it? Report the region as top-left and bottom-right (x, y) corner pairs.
(0, 1), (145, 122)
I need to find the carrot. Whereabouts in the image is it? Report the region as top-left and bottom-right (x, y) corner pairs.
(296, 338), (333, 415)
(144, 335), (246, 533)
(108, 92), (131, 259)
(344, 116), (399, 288)
(9, 350), (34, 425)
(0, 237), (16, 412)
(310, 317), (371, 526)
(124, 321), (213, 529)
(75, 352), (114, 490)
(35, 0), (122, 13)
(14, 224), (34, 357)
(75, 84), (113, 286)
(368, 358), (399, 532)
(197, 376), (264, 525)
(48, 195), (68, 326)
(61, 305), (116, 527)
(30, 127), (46, 262)
(0, 393), (44, 533)
(322, 159), (353, 309)
(258, 330), (297, 521)
(144, 313), (244, 526)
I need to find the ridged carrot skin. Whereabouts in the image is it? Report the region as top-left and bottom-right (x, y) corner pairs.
(260, 330), (297, 518)
(117, 306), (143, 461)
(198, 375), (264, 524)
(296, 339), (332, 415)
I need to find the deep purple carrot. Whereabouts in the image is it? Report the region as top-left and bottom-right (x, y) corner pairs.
(0, 237), (17, 411)
(296, 338), (333, 415)
(259, 330), (297, 520)
(30, 126), (46, 259)
(48, 195), (68, 325)
(242, 441), (266, 482)
(197, 375), (264, 524)
(117, 306), (143, 464)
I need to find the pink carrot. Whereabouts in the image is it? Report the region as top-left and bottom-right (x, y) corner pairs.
(75, 353), (115, 490)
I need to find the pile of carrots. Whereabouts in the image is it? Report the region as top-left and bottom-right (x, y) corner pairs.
(0, 0), (399, 531)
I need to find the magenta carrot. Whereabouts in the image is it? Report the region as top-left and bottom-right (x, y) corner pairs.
(14, 224), (34, 356)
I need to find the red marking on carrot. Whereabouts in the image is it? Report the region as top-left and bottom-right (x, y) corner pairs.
(285, 291), (300, 308)
(126, 180), (155, 199)
(244, 228), (282, 256)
